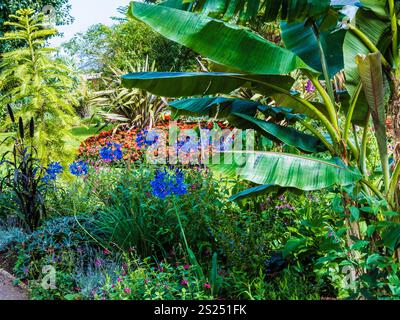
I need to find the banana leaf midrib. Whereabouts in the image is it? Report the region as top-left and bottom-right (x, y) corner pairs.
(218, 150), (359, 172)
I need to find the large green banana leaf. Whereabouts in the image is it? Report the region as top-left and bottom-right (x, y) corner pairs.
(343, 7), (390, 125)
(232, 112), (327, 153)
(359, 0), (388, 18)
(169, 96), (304, 122)
(128, 2), (318, 76)
(281, 21), (346, 79)
(161, 0), (332, 23)
(229, 184), (282, 201)
(122, 72), (295, 97)
(271, 92), (330, 120)
(169, 97), (262, 118)
(209, 151), (362, 190)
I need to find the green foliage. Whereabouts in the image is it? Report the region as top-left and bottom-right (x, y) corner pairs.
(101, 257), (214, 300)
(93, 59), (167, 130)
(61, 19), (197, 73)
(0, 0), (73, 53)
(232, 267), (321, 300)
(87, 165), (224, 260)
(314, 193), (400, 299)
(0, 9), (79, 163)
(0, 113), (47, 231)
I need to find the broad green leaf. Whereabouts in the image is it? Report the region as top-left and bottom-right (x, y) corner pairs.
(128, 2), (318, 76)
(281, 20), (346, 78)
(232, 112), (327, 153)
(163, 0), (332, 23)
(229, 184), (282, 201)
(343, 8), (390, 125)
(381, 224), (400, 251)
(169, 97), (262, 118)
(349, 206), (360, 222)
(169, 96), (304, 123)
(121, 72), (295, 97)
(366, 253), (387, 267)
(209, 151), (362, 190)
(283, 237), (307, 257)
(160, 0), (191, 10)
(272, 92), (330, 120)
(350, 240), (370, 250)
(359, 0), (388, 19)
(356, 53), (389, 190)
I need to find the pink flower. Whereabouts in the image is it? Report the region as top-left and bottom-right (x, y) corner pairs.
(181, 280), (188, 286)
(124, 288), (131, 294)
(117, 277), (122, 283)
(103, 249), (111, 255)
(95, 258), (103, 267)
(204, 283), (211, 289)
(183, 265), (190, 270)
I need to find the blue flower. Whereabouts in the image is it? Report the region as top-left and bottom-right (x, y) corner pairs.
(99, 142), (123, 162)
(69, 161), (89, 176)
(42, 162), (63, 183)
(150, 168), (188, 199)
(136, 130), (158, 148)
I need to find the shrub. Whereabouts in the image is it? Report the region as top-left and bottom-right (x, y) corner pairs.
(100, 257), (213, 300)
(0, 114), (47, 231)
(90, 165), (223, 261)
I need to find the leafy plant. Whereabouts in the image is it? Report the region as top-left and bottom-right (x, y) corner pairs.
(92, 58), (167, 130)
(0, 9), (79, 164)
(0, 0), (73, 53)
(0, 107), (46, 231)
(101, 257), (214, 300)
(61, 19), (197, 73)
(123, 0), (400, 298)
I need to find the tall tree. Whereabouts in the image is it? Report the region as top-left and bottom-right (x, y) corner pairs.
(0, 0), (73, 53)
(61, 19), (197, 73)
(0, 9), (78, 164)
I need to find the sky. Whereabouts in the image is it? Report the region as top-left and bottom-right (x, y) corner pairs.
(49, 0), (133, 47)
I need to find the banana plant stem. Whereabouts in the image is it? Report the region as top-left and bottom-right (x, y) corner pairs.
(308, 75), (339, 132)
(360, 113), (371, 176)
(361, 179), (387, 204)
(343, 83), (362, 144)
(298, 119), (335, 154)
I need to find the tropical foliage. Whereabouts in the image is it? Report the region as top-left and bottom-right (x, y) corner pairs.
(1, 1), (400, 302)
(123, 0), (400, 298)
(0, 9), (79, 163)
(0, 0), (73, 53)
(92, 58), (168, 130)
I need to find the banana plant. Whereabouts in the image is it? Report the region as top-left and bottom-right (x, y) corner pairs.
(122, 2), (400, 227)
